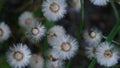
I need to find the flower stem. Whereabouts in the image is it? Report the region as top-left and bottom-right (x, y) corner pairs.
(103, 36), (120, 45)
(88, 59), (97, 68)
(66, 59), (72, 68)
(77, 0), (84, 41)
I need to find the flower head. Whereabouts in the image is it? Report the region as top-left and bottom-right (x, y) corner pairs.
(85, 45), (97, 59)
(47, 25), (66, 46)
(52, 35), (78, 60)
(83, 28), (102, 45)
(96, 42), (119, 67)
(90, 0), (109, 6)
(42, 0), (67, 21)
(26, 22), (46, 42)
(18, 11), (35, 28)
(69, 0), (81, 12)
(46, 49), (64, 68)
(29, 54), (44, 68)
(0, 22), (11, 42)
(6, 43), (31, 68)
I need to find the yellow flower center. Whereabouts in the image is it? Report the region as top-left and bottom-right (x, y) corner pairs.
(104, 50), (113, 58)
(89, 31), (96, 38)
(61, 42), (72, 52)
(49, 2), (60, 13)
(31, 27), (39, 36)
(13, 51), (24, 61)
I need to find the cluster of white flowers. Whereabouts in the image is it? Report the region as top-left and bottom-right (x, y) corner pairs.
(18, 11), (46, 42)
(4, 0), (120, 68)
(6, 43), (45, 68)
(46, 25), (79, 68)
(84, 28), (120, 67)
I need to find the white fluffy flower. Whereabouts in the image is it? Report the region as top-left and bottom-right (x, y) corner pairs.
(46, 59), (64, 68)
(46, 49), (64, 68)
(47, 49), (60, 59)
(6, 43), (31, 68)
(52, 35), (78, 60)
(96, 42), (119, 67)
(42, 0), (67, 21)
(18, 11), (35, 28)
(47, 25), (66, 46)
(0, 22), (11, 42)
(26, 22), (46, 42)
(118, 2), (120, 4)
(83, 28), (102, 46)
(85, 45), (97, 59)
(90, 0), (109, 6)
(69, 0), (81, 11)
(29, 54), (44, 68)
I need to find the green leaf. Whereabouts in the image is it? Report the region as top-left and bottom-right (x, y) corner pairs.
(77, 0), (84, 41)
(66, 59), (72, 68)
(0, 55), (11, 68)
(44, 20), (55, 29)
(34, 8), (42, 17)
(88, 59), (97, 68)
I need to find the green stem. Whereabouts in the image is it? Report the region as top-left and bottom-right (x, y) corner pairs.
(66, 59), (72, 68)
(103, 36), (120, 45)
(88, 59), (97, 68)
(77, 0), (84, 41)
(110, 0), (119, 22)
(106, 0), (120, 42)
(88, 0), (120, 68)
(106, 22), (120, 42)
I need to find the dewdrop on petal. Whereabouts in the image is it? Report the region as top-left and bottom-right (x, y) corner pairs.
(6, 43), (31, 68)
(46, 49), (64, 68)
(29, 54), (44, 68)
(0, 22), (11, 42)
(47, 25), (66, 46)
(85, 45), (97, 59)
(26, 22), (46, 42)
(42, 0), (67, 21)
(18, 11), (35, 28)
(52, 35), (78, 60)
(96, 42), (119, 67)
(83, 28), (102, 46)
(90, 0), (109, 6)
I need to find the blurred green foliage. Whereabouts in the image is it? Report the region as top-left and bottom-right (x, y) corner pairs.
(0, 55), (11, 68)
